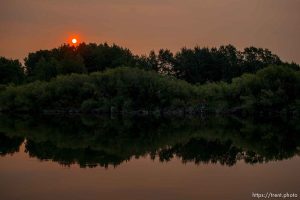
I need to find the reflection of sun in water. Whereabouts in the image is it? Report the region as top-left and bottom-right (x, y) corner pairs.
(72, 38), (77, 44)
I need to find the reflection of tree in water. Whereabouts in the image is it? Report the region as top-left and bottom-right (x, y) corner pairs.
(158, 139), (241, 166)
(157, 138), (289, 166)
(0, 115), (299, 168)
(0, 133), (24, 156)
(25, 140), (127, 168)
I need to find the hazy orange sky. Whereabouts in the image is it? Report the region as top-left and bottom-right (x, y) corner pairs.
(1, 0), (300, 63)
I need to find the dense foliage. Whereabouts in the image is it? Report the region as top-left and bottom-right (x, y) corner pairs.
(199, 65), (300, 114)
(2, 43), (298, 84)
(0, 43), (299, 114)
(0, 65), (299, 114)
(138, 45), (286, 84)
(0, 67), (197, 113)
(24, 43), (135, 81)
(0, 57), (24, 85)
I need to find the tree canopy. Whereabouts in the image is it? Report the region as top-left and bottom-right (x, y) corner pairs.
(1, 43), (299, 85)
(0, 43), (299, 115)
(24, 43), (136, 81)
(0, 57), (24, 85)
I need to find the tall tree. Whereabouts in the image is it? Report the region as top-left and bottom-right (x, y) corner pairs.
(0, 57), (24, 85)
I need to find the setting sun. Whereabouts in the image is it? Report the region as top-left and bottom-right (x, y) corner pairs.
(72, 38), (77, 44)
(68, 35), (80, 46)
(1, 1), (300, 199)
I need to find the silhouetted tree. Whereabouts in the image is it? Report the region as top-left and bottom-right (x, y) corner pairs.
(136, 50), (159, 71)
(214, 45), (242, 82)
(0, 133), (24, 156)
(241, 47), (282, 73)
(0, 57), (24, 85)
(31, 57), (59, 81)
(138, 45), (292, 84)
(24, 43), (136, 82)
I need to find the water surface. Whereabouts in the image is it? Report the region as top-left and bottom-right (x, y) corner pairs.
(0, 115), (299, 199)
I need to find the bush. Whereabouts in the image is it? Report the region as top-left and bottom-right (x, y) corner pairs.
(0, 65), (299, 114)
(192, 65), (300, 114)
(0, 67), (198, 113)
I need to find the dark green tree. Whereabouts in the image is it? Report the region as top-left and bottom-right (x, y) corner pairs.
(241, 47), (282, 73)
(31, 57), (59, 81)
(0, 57), (24, 85)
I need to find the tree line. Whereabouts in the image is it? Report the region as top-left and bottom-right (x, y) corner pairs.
(0, 43), (299, 114)
(1, 43), (299, 85)
(0, 65), (299, 114)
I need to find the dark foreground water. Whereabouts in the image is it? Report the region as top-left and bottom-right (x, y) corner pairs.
(0, 115), (299, 200)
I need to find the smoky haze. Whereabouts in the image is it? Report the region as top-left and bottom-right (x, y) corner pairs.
(1, 0), (300, 63)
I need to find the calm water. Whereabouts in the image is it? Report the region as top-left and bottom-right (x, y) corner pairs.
(0, 115), (299, 200)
